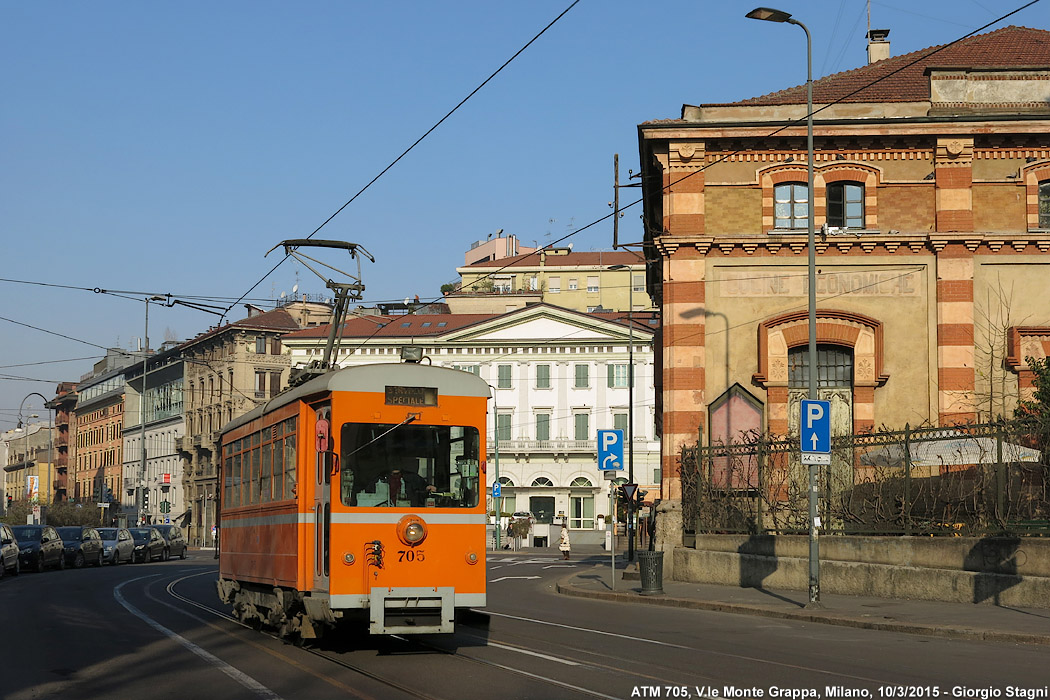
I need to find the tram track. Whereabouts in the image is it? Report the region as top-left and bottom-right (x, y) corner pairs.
(160, 569), (620, 700)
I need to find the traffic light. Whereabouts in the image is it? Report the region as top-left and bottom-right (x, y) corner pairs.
(105, 486), (113, 502)
(637, 489), (648, 508)
(143, 490), (150, 510)
(5, 495), (11, 509)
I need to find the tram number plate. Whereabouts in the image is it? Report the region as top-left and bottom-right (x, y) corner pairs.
(385, 386), (437, 407)
(398, 550), (425, 563)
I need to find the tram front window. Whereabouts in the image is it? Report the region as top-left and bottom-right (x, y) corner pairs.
(340, 423), (480, 508)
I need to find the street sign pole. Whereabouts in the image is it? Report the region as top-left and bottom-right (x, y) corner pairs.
(801, 399), (830, 605)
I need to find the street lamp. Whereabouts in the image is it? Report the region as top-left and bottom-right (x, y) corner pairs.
(608, 264), (636, 562)
(139, 295), (167, 526)
(18, 392), (51, 504)
(747, 6), (820, 605)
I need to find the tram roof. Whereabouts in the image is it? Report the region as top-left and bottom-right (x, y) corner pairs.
(221, 362), (491, 436)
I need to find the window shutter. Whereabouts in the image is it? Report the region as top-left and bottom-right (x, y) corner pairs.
(607, 364), (614, 388)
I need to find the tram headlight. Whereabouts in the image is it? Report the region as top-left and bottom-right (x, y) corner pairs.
(396, 515), (427, 547)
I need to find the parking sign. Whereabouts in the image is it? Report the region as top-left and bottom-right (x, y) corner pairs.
(801, 399), (831, 465)
(597, 429), (624, 470)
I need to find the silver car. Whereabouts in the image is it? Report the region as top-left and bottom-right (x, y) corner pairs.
(97, 527), (134, 565)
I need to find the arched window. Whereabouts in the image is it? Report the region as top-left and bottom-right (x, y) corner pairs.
(826, 181), (864, 228)
(531, 477), (553, 487)
(774, 182), (809, 229)
(788, 344), (853, 389)
(570, 477), (592, 487)
(497, 476), (514, 486)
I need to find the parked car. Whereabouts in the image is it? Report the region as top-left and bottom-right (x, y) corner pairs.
(512, 511), (536, 525)
(97, 527), (134, 565)
(152, 524), (188, 560)
(11, 525), (65, 572)
(0, 524), (21, 577)
(56, 526), (104, 568)
(129, 527), (166, 563)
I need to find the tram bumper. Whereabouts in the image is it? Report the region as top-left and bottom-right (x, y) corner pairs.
(369, 586), (455, 634)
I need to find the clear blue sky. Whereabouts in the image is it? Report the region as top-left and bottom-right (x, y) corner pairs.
(1, 0), (1044, 428)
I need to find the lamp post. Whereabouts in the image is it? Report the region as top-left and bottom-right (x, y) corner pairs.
(490, 384), (501, 551)
(747, 6), (820, 604)
(608, 264), (636, 562)
(139, 295), (166, 526)
(18, 392), (51, 504)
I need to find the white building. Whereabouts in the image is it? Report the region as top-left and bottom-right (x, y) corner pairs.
(281, 304), (659, 543)
(122, 342), (186, 526)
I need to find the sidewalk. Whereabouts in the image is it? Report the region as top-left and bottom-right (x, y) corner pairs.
(547, 544), (1050, 647)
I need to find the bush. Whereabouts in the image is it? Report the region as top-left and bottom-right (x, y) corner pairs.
(0, 500), (102, 527)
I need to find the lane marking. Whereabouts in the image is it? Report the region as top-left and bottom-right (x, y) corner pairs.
(481, 609), (692, 649)
(486, 641), (579, 665)
(114, 575), (281, 700)
(489, 576), (541, 583)
(163, 571), (383, 700)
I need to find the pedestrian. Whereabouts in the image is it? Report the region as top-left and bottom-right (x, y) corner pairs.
(504, 522), (512, 549)
(558, 525), (571, 560)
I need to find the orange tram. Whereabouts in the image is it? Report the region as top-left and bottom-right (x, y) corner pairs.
(215, 358), (490, 641)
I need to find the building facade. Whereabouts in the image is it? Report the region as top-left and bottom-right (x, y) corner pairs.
(638, 26), (1050, 500)
(122, 341), (185, 526)
(72, 350), (139, 507)
(177, 301), (331, 546)
(281, 304), (661, 541)
(47, 382), (77, 502)
(3, 422), (55, 506)
(452, 249), (653, 315)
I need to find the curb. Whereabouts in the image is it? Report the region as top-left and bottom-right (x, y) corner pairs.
(556, 574), (1050, 647)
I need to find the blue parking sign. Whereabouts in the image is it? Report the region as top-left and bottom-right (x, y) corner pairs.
(801, 399), (831, 465)
(492, 483), (501, 499)
(597, 429), (624, 470)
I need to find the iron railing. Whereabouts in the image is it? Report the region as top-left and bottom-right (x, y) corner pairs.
(681, 420), (1048, 539)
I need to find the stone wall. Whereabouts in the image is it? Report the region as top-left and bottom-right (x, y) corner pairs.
(671, 533), (1050, 608)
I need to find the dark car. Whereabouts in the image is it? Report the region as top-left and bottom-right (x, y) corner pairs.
(11, 525), (65, 573)
(56, 526), (104, 568)
(1, 524), (21, 577)
(152, 524), (188, 560)
(129, 527), (166, 563)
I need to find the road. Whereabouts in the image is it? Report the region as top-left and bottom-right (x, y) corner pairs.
(1, 551), (1046, 700)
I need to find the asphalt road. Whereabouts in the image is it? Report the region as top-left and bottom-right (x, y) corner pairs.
(2, 551), (1047, 700)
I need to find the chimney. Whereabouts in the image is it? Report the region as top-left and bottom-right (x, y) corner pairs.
(867, 29), (890, 64)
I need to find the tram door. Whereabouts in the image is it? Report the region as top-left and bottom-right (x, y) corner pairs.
(313, 404), (333, 592)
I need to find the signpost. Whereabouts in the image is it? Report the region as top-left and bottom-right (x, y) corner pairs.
(598, 430), (624, 590)
(800, 398), (830, 605)
(492, 483), (501, 500)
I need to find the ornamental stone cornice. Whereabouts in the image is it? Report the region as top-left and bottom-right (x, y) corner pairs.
(648, 232), (1050, 257)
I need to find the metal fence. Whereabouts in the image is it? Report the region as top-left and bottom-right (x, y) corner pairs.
(681, 421), (1049, 538)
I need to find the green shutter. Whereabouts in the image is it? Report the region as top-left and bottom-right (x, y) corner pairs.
(607, 364), (614, 388)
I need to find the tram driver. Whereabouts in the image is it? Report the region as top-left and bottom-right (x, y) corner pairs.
(373, 460), (436, 507)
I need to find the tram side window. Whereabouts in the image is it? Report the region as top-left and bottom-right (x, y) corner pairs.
(284, 435), (297, 499)
(223, 417), (298, 508)
(260, 442), (272, 504)
(250, 443), (260, 505)
(340, 423), (480, 509)
(272, 438), (284, 501)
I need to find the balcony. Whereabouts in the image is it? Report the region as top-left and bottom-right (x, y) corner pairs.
(175, 437), (188, 452)
(490, 439), (596, 455)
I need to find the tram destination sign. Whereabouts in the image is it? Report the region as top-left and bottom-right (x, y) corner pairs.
(385, 385), (438, 407)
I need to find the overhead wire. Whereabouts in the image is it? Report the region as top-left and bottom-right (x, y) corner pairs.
(219, 1), (582, 323)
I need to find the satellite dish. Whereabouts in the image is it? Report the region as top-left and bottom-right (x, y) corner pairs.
(279, 291), (286, 299)
(292, 284), (299, 294)
(404, 297), (411, 305)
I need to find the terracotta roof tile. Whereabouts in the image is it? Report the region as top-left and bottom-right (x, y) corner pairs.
(707, 26), (1050, 107)
(282, 314), (494, 340)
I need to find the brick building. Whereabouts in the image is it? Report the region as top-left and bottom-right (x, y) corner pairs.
(638, 26), (1050, 500)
